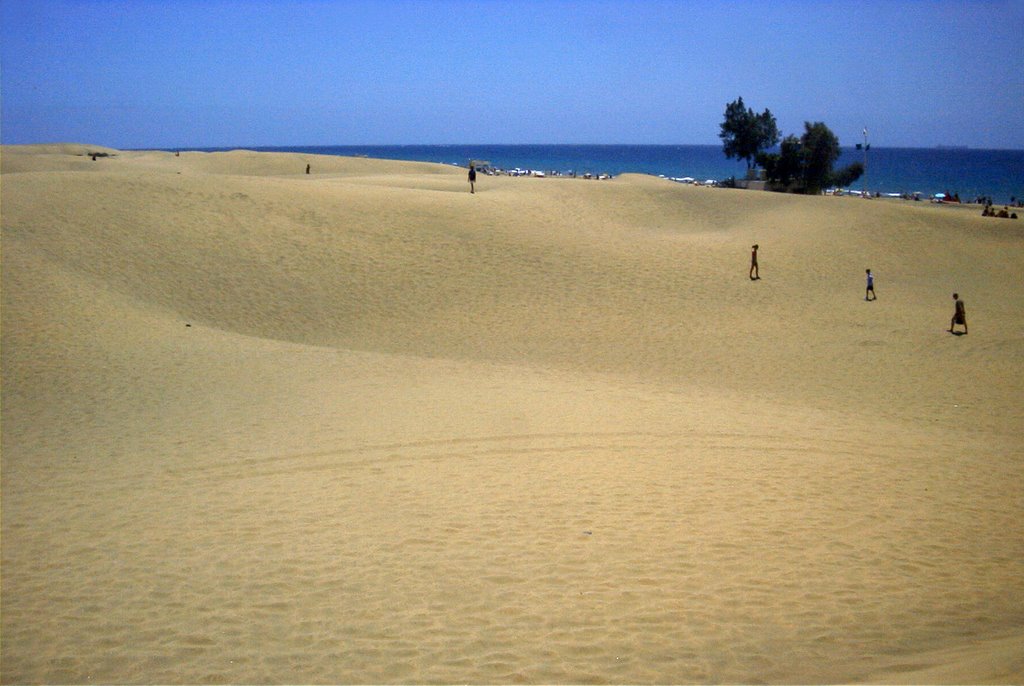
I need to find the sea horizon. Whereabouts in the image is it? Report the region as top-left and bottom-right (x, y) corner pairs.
(146, 143), (1022, 204)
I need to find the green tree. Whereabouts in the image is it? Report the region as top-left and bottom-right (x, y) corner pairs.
(760, 123), (861, 194)
(799, 121), (841, 194)
(830, 161), (865, 189)
(719, 97), (780, 171)
(757, 135), (803, 188)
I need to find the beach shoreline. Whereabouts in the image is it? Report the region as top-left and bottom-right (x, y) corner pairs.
(121, 142), (1024, 205)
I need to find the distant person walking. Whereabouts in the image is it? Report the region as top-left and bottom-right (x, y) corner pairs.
(306, 163), (310, 174)
(468, 162), (477, 194)
(865, 269), (876, 300)
(949, 293), (967, 334)
(749, 244), (760, 280)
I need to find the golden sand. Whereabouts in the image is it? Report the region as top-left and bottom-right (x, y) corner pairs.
(2, 144), (1022, 683)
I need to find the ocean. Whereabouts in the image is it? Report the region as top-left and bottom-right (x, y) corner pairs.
(190, 144), (1023, 204)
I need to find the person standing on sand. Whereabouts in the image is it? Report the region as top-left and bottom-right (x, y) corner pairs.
(750, 244), (759, 280)
(865, 269), (876, 300)
(468, 162), (477, 194)
(950, 293), (967, 334)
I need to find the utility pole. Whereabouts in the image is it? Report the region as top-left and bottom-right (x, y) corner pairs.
(862, 127), (869, 197)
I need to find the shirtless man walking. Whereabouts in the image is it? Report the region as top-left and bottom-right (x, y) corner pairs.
(949, 293), (967, 334)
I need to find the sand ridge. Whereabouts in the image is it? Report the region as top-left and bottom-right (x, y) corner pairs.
(2, 145), (1022, 683)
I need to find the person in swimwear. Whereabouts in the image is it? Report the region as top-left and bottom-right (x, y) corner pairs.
(949, 292), (967, 334)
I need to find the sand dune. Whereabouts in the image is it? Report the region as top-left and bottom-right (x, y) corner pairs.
(2, 145), (1022, 683)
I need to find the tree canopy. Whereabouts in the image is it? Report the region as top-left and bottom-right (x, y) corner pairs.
(800, 121), (841, 194)
(830, 161), (865, 189)
(756, 135), (802, 188)
(720, 97), (865, 194)
(719, 97), (780, 171)
(755, 120), (863, 194)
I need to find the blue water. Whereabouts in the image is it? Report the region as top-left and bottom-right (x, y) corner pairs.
(189, 144), (1023, 204)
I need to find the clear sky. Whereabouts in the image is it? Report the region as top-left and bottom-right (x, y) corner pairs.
(2, 0), (1022, 149)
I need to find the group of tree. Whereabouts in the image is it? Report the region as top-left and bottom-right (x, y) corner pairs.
(719, 96), (863, 194)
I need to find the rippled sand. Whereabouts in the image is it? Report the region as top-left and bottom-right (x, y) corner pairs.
(2, 144), (1022, 683)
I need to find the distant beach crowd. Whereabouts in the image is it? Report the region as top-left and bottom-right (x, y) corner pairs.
(465, 162), (612, 180)
(461, 159), (1021, 213)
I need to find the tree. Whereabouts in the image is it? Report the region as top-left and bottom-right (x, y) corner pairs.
(799, 121), (841, 194)
(830, 161), (865, 189)
(760, 123), (863, 194)
(757, 135), (803, 189)
(719, 97), (780, 171)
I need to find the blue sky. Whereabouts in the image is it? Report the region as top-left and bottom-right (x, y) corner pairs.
(2, 0), (1022, 148)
